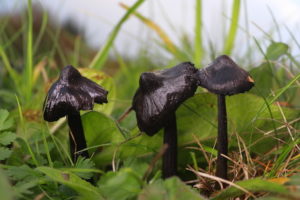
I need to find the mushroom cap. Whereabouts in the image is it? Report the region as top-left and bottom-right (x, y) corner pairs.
(197, 55), (254, 95)
(132, 62), (198, 136)
(43, 65), (108, 122)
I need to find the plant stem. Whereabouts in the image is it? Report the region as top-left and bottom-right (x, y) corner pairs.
(162, 112), (177, 179)
(67, 112), (89, 163)
(223, 0), (241, 55)
(89, 0), (145, 69)
(194, 0), (203, 68)
(216, 94), (228, 181)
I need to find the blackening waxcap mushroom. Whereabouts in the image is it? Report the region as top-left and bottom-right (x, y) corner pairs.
(197, 55), (254, 95)
(43, 65), (108, 122)
(132, 62), (198, 136)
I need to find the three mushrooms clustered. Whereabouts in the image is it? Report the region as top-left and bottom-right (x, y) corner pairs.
(43, 55), (254, 182)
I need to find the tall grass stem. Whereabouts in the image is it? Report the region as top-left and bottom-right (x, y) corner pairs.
(223, 0), (241, 55)
(194, 0), (203, 68)
(25, 0), (33, 101)
(89, 0), (145, 69)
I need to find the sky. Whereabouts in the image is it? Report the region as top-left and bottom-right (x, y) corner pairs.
(1, 0), (300, 59)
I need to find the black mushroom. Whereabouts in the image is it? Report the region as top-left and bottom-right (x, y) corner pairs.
(197, 55), (254, 181)
(132, 62), (199, 178)
(43, 65), (108, 163)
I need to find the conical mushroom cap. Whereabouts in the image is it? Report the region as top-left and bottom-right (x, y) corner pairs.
(43, 65), (108, 122)
(132, 62), (198, 136)
(197, 55), (254, 95)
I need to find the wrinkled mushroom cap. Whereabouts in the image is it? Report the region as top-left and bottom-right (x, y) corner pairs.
(197, 55), (254, 95)
(43, 65), (108, 122)
(132, 62), (198, 136)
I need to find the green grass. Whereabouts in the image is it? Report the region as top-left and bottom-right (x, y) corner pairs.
(194, 0), (203, 68)
(223, 0), (241, 55)
(89, 0), (145, 69)
(24, 0), (33, 102)
(0, 0), (300, 199)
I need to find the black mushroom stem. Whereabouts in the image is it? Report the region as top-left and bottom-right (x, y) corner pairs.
(67, 112), (89, 161)
(132, 62), (198, 179)
(43, 65), (108, 163)
(163, 112), (177, 178)
(197, 55), (254, 182)
(216, 94), (228, 180)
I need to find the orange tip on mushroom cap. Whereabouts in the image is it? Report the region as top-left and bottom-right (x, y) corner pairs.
(247, 76), (255, 83)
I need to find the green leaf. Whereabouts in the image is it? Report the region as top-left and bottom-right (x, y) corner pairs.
(0, 168), (14, 200)
(266, 42), (289, 60)
(122, 158), (149, 179)
(6, 165), (35, 181)
(211, 178), (289, 200)
(178, 93), (297, 141)
(250, 63), (273, 97)
(81, 111), (123, 154)
(0, 109), (14, 131)
(178, 93), (297, 155)
(37, 167), (104, 200)
(6, 165), (43, 194)
(138, 177), (205, 200)
(98, 168), (142, 200)
(74, 157), (96, 179)
(79, 68), (116, 115)
(0, 131), (16, 146)
(75, 157), (95, 171)
(0, 147), (12, 160)
(14, 179), (40, 197)
(176, 93), (217, 143)
(93, 129), (159, 166)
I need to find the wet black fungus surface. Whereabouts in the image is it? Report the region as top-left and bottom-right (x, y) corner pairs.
(132, 62), (198, 136)
(43, 65), (108, 122)
(197, 55), (254, 95)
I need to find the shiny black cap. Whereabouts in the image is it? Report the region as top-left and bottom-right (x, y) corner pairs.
(197, 55), (254, 95)
(43, 65), (108, 122)
(132, 62), (198, 136)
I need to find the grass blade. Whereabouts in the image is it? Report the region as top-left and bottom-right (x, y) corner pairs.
(16, 95), (39, 166)
(42, 128), (53, 168)
(47, 28), (68, 66)
(267, 139), (300, 178)
(0, 45), (19, 88)
(211, 178), (289, 200)
(223, 0), (241, 55)
(72, 36), (82, 67)
(89, 0), (145, 69)
(2, 24), (25, 50)
(120, 2), (179, 58)
(284, 25), (300, 50)
(33, 11), (48, 55)
(250, 71), (300, 126)
(194, 0), (203, 68)
(24, 0), (33, 101)
(37, 167), (104, 200)
(267, 6), (282, 41)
